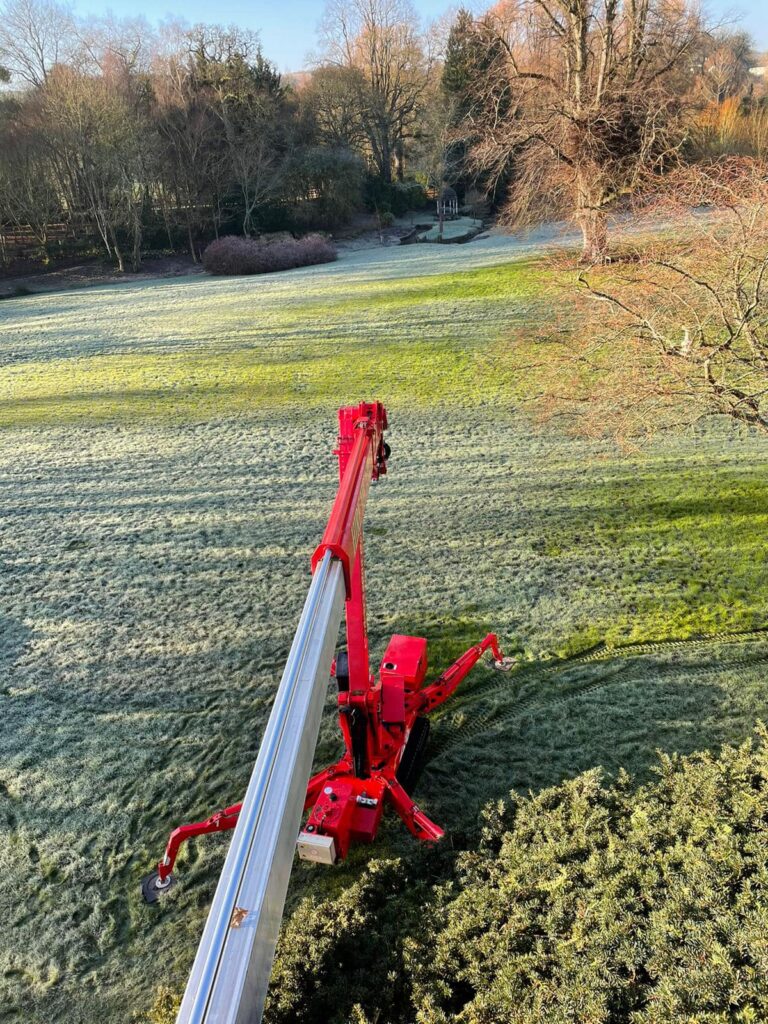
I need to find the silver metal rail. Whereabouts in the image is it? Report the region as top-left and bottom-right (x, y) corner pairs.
(177, 551), (346, 1024)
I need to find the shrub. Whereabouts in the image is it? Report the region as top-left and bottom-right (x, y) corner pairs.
(407, 727), (768, 1023)
(202, 234), (337, 276)
(140, 986), (180, 1023)
(201, 236), (255, 275)
(393, 180), (429, 212)
(266, 858), (431, 1024)
(364, 177), (428, 216)
(694, 96), (768, 159)
(0, 285), (34, 300)
(266, 729), (768, 1023)
(292, 147), (365, 230)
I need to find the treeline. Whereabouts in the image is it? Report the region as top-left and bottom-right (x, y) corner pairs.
(0, 0), (766, 270)
(0, 0), (434, 270)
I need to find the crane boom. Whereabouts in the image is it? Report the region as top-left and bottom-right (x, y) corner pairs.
(176, 551), (345, 1024)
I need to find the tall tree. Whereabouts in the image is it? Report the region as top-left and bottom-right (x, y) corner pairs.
(441, 8), (482, 113)
(697, 30), (754, 104)
(0, 0), (76, 86)
(441, 9), (509, 200)
(301, 64), (368, 151)
(320, 0), (428, 182)
(190, 26), (290, 234)
(456, 0), (703, 261)
(151, 47), (225, 258)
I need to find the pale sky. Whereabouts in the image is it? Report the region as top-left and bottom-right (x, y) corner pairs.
(68, 0), (768, 72)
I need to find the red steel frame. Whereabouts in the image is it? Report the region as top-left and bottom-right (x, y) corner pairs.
(147, 402), (507, 890)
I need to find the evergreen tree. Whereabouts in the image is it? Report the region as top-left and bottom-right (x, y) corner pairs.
(441, 9), (480, 116)
(440, 9), (509, 203)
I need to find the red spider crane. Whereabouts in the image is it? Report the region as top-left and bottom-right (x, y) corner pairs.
(142, 402), (509, 901)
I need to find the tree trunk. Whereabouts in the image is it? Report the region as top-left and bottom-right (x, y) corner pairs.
(159, 189), (174, 249)
(578, 207), (608, 263)
(110, 226), (125, 272)
(187, 221), (198, 263)
(131, 217), (142, 272)
(394, 139), (405, 182)
(242, 187), (257, 236)
(379, 137), (393, 184)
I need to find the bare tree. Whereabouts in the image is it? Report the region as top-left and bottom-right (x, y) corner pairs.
(0, 0), (76, 86)
(320, 0), (429, 182)
(151, 42), (227, 258)
(522, 159), (768, 442)
(455, 0), (703, 261)
(76, 13), (155, 79)
(39, 65), (150, 270)
(0, 115), (60, 257)
(697, 30), (753, 104)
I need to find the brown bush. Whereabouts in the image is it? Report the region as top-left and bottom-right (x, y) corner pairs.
(202, 234), (337, 276)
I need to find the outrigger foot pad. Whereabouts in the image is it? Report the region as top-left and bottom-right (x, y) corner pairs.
(493, 656), (516, 671)
(141, 869), (176, 904)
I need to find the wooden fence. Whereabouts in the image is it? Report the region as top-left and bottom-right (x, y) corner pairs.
(0, 223), (74, 262)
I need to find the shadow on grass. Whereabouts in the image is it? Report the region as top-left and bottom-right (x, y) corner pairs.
(423, 642), (768, 815)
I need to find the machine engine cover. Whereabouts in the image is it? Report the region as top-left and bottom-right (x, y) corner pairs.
(379, 635), (428, 687)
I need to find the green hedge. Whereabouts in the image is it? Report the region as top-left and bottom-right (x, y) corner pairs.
(409, 730), (768, 1023)
(363, 177), (428, 216)
(265, 728), (768, 1024)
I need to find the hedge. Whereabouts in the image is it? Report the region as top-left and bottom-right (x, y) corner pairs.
(265, 728), (768, 1024)
(202, 234), (337, 276)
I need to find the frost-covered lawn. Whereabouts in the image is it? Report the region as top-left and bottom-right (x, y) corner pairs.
(1, 237), (767, 1023)
(0, 239), (542, 427)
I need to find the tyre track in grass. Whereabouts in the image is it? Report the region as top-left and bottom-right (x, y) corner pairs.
(428, 665), (627, 759)
(428, 629), (768, 760)
(435, 626), (768, 724)
(554, 626), (768, 668)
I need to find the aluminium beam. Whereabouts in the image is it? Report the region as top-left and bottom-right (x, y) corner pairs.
(177, 551), (346, 1024)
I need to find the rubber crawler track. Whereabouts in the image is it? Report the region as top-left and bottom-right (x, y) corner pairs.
(428, 629), (768, 761)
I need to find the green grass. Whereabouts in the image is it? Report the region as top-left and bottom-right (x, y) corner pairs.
(0, 240), (766, 1023)
(0, 259), (540, 427)
(518, 462), (768, 649)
